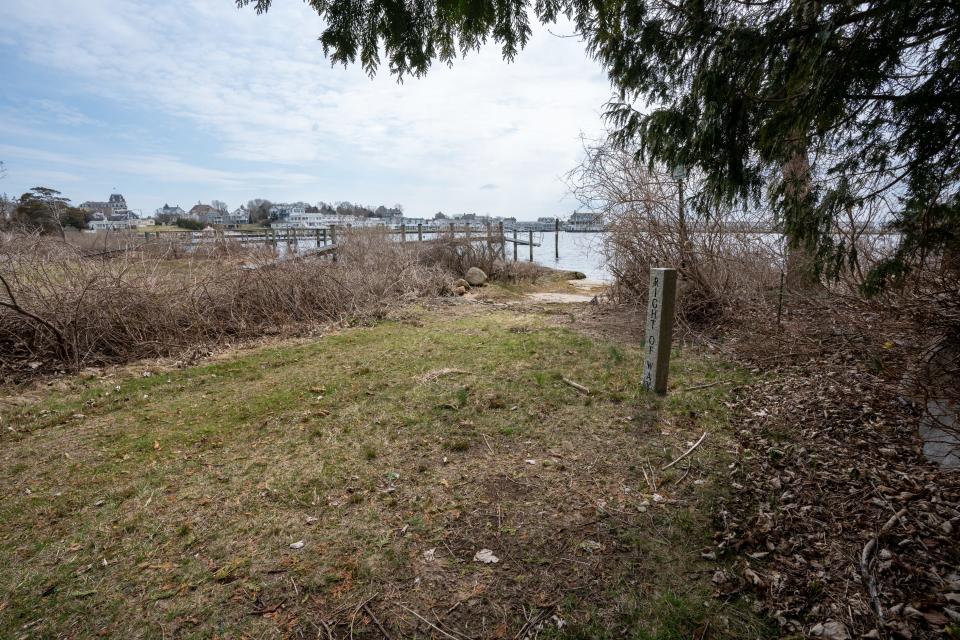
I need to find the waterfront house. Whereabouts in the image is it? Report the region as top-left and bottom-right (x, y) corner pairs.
(156, 203), (186, 220)
(189, 203), (221, 225)
(565, 211), (605, 232)
(228, 206), (250, 226)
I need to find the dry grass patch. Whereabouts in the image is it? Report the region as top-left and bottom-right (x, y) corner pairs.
(0, 303), (767, 639)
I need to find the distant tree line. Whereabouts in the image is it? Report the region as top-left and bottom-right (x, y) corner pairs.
(1, 187), (92, 237)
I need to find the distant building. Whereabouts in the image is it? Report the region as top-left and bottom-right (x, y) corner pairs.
(80, 193), (130, 220)
(156, 203), (186, 219)
(565, 211), (604, 232)
(189, 203), (221, 225)
(88, 219), (135, 231)
(269, 203), (306, 220)
(108, 193), (128, 216)
(79, 201), (112, 219)
(228, 206), (249, 226)
(274, 211), (391, 229)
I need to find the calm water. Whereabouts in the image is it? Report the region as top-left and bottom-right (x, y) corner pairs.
(269, 229), (612, 280)
(517, 231), (610, 280)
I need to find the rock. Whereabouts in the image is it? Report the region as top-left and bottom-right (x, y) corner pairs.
(454, 278), (470, 290)
(465, 267), (487, 286)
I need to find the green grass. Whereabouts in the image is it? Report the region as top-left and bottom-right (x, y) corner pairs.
(0, 303), (764, 638)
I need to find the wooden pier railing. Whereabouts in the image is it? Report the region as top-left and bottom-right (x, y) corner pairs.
(139, 222), (551, 263)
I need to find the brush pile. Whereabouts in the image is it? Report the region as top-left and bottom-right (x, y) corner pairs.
(0, 230), (451, 380)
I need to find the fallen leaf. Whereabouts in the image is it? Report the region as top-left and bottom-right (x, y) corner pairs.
(473, 549), (499, 564)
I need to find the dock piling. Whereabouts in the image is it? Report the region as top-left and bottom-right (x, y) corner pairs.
(555, 219), (560, 259)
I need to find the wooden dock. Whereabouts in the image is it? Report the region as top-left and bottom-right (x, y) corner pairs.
(138, 221), (552, 263)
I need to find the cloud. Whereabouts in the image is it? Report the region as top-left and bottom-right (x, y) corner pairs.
(0, 0), (613, 217)
(0, 144), (318, 191)
(32, 99), (101, 127)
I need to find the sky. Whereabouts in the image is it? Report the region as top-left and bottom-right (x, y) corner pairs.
(0, 0), (613, 220)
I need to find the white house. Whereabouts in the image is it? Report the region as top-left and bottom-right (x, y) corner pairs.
(88, 219), (135, 231)
(269, 203), (306, 220)
(228, 206), (250, 225)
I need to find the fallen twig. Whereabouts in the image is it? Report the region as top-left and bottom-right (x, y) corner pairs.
(482, 432), (494, 455)
(671, 460), (693, 486)
(662, 432), (708, 470)
(247, 599), (285, 616)
(513, 602), (557, 640)
(319, 619), (335, 640)
(394, 603), (465, 640)
(363, 603), (393, 640)
(861, 507), (908, 620)
(683, 380), (725, 391)
(561, 377), (590, 394)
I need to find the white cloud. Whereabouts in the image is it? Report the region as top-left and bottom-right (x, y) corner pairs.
(0, 144), (318, 190)
(0, 0), (612, 216)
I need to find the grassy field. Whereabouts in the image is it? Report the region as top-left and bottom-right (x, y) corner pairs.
(0, 293), (768, 639)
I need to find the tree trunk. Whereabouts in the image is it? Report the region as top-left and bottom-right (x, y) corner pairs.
(781, 0), (821, 290)
(782, 135), (819, 290)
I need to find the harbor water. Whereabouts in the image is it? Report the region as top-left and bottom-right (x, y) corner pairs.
(520, 231), (610, 281)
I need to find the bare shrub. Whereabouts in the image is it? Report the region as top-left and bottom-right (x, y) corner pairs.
(418, 232), (504, 277)
(569, 142), (782, 324)
(0, 229), (451, 379)
(490, 260), (554, 283)
(418, 230), (554, 284)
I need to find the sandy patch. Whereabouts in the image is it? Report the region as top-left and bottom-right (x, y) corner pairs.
(526, 292), (596, 303)
(568, 278), (609, 292)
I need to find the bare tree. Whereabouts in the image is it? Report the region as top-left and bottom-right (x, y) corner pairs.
(247, 199), (272, 223)
(568, 140), (781, 322)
